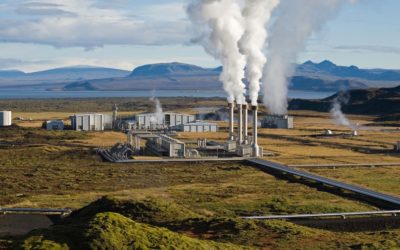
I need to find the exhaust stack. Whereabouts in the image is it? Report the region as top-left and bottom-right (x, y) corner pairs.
(252, 105), (260, 157)
(237, 104), (243, 144)
(243, 104), (249, 144)
(228, 102), (235, 141)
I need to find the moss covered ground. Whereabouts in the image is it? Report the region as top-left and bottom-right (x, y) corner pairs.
(1, 98), (400, 249)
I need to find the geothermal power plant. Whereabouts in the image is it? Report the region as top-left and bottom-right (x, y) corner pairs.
(98, 100), (263, 162)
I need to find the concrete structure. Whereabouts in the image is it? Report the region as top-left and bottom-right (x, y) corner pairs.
(0, 111), (12, 127)
(46, 120), (64, 131)
(70, 113), (109, 131)
(251, 106), (261, 157)
(178, 121), (218, 133)
(228, 103), (235, 141)
(237, 145), (253, 157)
(135, 112), (195, 130)
(242, 104), (249, 144)
(261, 115), (294, 129)
(238, 104), (243, 144)
(146, 134), (186, 157)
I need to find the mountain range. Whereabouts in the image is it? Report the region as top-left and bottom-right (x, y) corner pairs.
(1, 61), (400, 92)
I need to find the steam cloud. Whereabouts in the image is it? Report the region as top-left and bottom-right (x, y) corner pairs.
(239, 0), (279, 106)
(150, 96), (164, 124)
(330, 100), (356, 129)
(262, 0), (355, 115)
(187, 0), (247, 104)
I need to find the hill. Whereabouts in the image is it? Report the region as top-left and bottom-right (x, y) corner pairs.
(289, 85), (400, 116)
(0, 66), (130, 88)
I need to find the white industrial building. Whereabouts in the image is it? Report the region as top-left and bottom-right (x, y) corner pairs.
(178, 121), (218, 132)
(261, 115), (294, 129)
(0, 111), (12, 127)
(135, 112), (195, 130)
(46, 120), (64, 131)
(71, 113), (104, 131)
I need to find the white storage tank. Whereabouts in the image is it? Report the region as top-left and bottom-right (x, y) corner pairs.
(0, 111), (12, 127)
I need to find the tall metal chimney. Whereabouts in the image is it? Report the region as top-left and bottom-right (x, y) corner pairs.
(238, 104), (243, 144)
(228, 102), (235, 141)
(252, 105), (260, 157)
(243, 104), (249, 144)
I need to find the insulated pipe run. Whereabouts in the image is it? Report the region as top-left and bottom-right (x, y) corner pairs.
(252, 105), (260, 157)
(228, 102), (235, 141)
(237, 104), (243, 144)
(243, 104), (249, 144)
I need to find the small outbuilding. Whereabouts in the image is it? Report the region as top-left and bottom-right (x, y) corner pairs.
(261, 115), (294, 129)
(46, 120), (65, 131)
(0, 111), (12, 127)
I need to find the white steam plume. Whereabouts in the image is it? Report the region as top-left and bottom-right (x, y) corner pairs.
(188, 0), (247, 104)
(239, 0), (280, 106)
(331, 101), (356, 129)
(150, 96), (164, 124)
(262, 0), (356, 114)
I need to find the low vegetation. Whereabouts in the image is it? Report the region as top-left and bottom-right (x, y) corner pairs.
(1, 97), (400, 249)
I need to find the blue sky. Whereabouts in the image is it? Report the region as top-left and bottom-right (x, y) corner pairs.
(0, 0), (399, 72)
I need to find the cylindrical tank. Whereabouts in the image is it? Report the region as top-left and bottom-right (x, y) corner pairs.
(0, 111), (12, 127)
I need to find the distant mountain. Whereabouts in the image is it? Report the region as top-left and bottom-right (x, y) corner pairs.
(64, 63), (221, 91)
(296, 60), (400, 82)
(2, 60), (400, 92)
(0, 66), (130, 87)
(130, 62), (213, 77)
(0, 70), (26, 78)
(29, 66), (130, 79)
(289, 85), (400, 116)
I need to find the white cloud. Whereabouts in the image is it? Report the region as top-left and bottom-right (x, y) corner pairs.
(0, 0), (190, 49)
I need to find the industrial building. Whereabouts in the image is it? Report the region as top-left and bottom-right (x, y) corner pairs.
(146, 134), (186, 157)
(261, 115), (294, 129)
(71, 114), (102, 131)
(135, 112), (195, 130)
(0, 111), (12, 127)
(46, 120), (64, 131)
(178, 121), (218, 132)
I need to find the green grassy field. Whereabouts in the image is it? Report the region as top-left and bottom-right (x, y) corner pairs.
(1, 98), (400, 249)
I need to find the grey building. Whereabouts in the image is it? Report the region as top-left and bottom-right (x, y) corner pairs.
(146, 134), (186, 157)
(46, 120), (64, 131)
(178, 121), (219, 132)
(261, 115), (294, 129)
(70, 113), (112, 131)
(135, 112), (195, 130)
